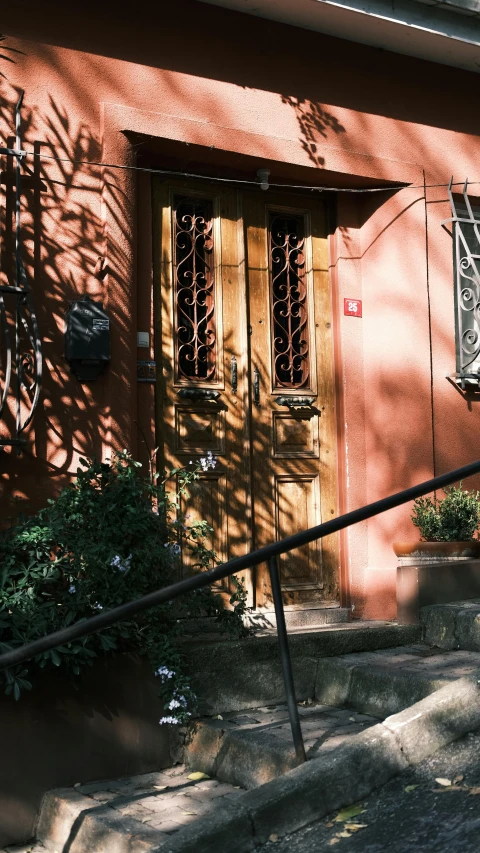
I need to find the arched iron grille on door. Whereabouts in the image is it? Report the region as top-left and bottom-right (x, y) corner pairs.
(173, 196), (216, 382)
(269, 212), (310, 389)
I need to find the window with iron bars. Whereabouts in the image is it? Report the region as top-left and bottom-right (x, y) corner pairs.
(448, 181), (480, 389)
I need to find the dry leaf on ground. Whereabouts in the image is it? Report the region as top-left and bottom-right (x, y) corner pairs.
(269, 833), (279, 843)
(187, 772), (210, 781)
(433, 786), (464, 793)
(435, 778), (452, 787)
(329, 839), (340, 846)
(468, 787), (480, 795)
(325, 822), (334, 828)
(153, 785), (168, 791)
(336, 830), (352, 838)
(453, 775), (464, 784)
(344, 824), (368, 832)
(334, 804), (366, 823)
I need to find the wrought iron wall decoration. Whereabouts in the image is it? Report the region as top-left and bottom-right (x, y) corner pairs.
(173, 196), (216, 382)
(269, 212), (309, 389)
(0, 91), (42, 448)
(445, 178), (480, 389)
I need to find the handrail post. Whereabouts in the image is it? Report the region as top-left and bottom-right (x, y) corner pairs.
(268, 556), (306, 764)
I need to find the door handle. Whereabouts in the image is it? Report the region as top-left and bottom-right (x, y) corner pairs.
(253, 365), (260, 407)
(231, 355), (237, 394)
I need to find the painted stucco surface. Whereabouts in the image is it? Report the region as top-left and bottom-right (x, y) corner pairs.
(1, 0), (479, 618)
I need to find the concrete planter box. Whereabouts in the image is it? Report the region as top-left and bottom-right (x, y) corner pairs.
(393, 540), (480, 566)
(0, 654), (170, 847)
(396, 559), (480, 625)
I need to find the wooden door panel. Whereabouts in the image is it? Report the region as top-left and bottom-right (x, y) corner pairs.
(275, 473), (322, 591)
(178, 471), (228, 589)
(153, 179), (253, 604)
(272, 411), (319, 458)
(244, 192), (339, 607)
(174, 405), (225, 455)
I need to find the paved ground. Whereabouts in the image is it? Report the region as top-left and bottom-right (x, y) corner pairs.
(260, 730), (480, 853)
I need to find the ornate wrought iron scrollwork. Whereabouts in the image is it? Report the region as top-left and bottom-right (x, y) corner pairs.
(276, 396), (315, 409)
(176, 388), (220, 402)
(174, 196), (216, 382)
(443, 178), (480, 388)
(0, 91), (42, 448)
(270, 212), (309, 389)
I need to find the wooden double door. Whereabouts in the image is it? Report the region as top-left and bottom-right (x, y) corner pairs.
(153, 179), (338, 609)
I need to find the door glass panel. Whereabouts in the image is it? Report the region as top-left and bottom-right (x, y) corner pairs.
(269, 212), (309, 389)
(173, 196), (216, 381)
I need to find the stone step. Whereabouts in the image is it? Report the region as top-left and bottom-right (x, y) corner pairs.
(184, 621), (422, 715)
(178, 607), (350, 640)
(185, 643), (480, 787)
(35, 766), (246, 853)
(249, 606), (350, 631)
(185, 701), (380, 789)
(421, 599), (480, 650)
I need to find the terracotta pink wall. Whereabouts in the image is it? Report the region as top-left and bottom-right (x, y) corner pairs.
(1, 0), (480, 618)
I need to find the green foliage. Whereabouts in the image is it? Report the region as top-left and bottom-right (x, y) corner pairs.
(412, 483), (480, 542)
(0, 451), (248, 722)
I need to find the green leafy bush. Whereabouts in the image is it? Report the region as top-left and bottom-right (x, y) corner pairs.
(411, 483), (480, 542)
(0, 451), (247, 722)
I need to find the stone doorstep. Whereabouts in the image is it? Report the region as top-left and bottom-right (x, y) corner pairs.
(33, 674), (480, 853)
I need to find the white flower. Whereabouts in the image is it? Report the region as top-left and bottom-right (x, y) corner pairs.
(200, 451), (217, 472)
(169, 543), (181, 557)
(110, 554), (132, 573)
(155, 666), (175, 681)
(68, 584), (76, 594)
(93, 602), (103, 611)
(159, 716), (181, 725)
(168, 698), (181, 710)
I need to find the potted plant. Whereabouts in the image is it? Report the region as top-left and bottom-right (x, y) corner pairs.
(393, 483), (480, 564)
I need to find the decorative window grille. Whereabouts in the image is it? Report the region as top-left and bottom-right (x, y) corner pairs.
(447, 179), (480, 389)
(173, 196), (216, 382)
(0, 92), (42, 449)
(269, 212), (310, 390)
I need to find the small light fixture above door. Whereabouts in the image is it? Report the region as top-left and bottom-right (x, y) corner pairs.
(256, 169), (270, 191)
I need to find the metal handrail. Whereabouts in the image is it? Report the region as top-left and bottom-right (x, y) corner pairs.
(2, 457), (480, 762)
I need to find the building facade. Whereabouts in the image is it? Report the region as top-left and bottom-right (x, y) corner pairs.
(1, 0), (480, 621)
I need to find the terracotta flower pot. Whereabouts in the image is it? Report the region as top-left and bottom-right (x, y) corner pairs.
(393, 540), (480, 565)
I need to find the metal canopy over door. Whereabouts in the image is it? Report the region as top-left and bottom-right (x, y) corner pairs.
(153, 178), (338, 610)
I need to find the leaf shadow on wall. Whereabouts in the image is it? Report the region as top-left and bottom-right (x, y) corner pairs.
(281, 95), (346, 170)
(0, 87), (130, 516)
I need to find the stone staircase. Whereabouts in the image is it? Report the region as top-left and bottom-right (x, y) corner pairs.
(6, 605), (480, 853)
(184, 641), (480, 788)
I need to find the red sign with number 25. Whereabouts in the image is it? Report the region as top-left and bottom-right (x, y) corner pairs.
(344, 298), (362, 317)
